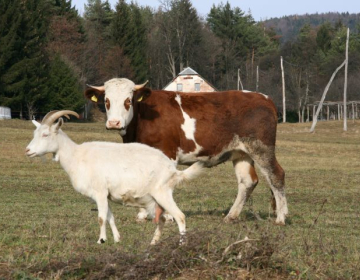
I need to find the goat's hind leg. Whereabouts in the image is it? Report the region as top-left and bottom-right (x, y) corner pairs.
(151, 204), (166, 245)
(152, 190), (186, 245)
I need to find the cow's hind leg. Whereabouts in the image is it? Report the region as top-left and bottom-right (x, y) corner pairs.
(252, 150), (288, 225)
(224, 155), (258, 223)
(136, 208), (148, 223)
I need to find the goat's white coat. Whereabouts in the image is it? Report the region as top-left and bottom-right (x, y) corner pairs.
(26, 119), (203, 244)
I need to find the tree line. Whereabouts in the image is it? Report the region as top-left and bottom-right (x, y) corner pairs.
(1, 0), (360, 121)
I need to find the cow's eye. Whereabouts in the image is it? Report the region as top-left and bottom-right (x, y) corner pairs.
(105, 98), (110, 110)
(124, 98), (132, 110)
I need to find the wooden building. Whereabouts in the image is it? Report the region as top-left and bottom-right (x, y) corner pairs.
(163, 67), (216, 92)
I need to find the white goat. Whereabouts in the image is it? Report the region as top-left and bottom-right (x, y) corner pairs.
(25, 110), (203, 245)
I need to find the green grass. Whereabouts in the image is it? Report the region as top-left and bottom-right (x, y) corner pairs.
(1, 119), (360, 279)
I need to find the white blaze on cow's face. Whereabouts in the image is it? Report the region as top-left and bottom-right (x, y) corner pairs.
(103, 78), (136, 134)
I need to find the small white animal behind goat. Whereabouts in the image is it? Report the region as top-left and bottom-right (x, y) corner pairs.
(25, 110), (203, 245)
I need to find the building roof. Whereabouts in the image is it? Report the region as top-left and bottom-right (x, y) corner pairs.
(163, 67), (217, 91)
(179, 67), (198, 76)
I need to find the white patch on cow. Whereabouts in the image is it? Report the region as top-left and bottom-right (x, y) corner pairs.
(242, 90), (268, 99)
(174, 94), (203, 163)
(258, 92), (269, 99)
(175, 95), (197, 141)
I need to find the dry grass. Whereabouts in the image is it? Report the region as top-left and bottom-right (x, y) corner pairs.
(1, 119), (360, 279)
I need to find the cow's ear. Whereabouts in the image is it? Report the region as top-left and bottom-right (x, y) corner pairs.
(134, 88), (152, 103)
(84, 86), (105, 104)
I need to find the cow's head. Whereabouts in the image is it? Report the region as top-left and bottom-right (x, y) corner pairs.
(85, 78), (148, 135)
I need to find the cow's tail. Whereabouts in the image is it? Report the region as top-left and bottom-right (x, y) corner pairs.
(172, 162), (204, 186)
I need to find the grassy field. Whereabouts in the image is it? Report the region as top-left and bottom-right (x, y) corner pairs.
(1, 119), (360, 279)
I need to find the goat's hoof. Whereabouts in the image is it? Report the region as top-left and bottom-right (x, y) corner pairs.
(97, 238), (106, 244)
(136, 218), (147, 223)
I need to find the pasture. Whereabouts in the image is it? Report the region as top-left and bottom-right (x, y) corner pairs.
(1, 119), (360, 279)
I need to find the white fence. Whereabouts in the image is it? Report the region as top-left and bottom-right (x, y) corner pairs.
(0, 106), (11, 119)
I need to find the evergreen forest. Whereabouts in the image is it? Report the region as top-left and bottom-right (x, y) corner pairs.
(1, 0), (360, 122)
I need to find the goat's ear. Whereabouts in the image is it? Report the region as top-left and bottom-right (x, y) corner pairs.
(53, 118), (64, 132)
(134, 88), (152, 103)
(32, 120), (41, 128)
(85, 86), (105, 104)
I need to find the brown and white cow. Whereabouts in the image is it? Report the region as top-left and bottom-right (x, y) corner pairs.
(85, 78), (288, 225)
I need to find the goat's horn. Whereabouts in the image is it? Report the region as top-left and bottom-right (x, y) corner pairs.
(87, 85), (105, 91)
(134, 80), (148, 90)
(42, 110), (79, 126)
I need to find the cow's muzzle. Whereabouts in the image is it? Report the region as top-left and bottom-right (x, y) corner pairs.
(106, 120), (123, 130)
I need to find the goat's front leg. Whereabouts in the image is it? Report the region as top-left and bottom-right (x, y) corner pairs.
(107, 206), (120, 243)
(96, 196), (109, 244)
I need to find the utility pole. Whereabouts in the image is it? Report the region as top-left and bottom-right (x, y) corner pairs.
(256, 65), (259, 92)
(281, 56), (286, 122)
(343, 28), (349, 131)
(237, 68), (243, 91)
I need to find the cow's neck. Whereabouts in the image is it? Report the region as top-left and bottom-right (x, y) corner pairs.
(122, 104), (139, 143)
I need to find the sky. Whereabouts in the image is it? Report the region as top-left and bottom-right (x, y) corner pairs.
(72, 0), (360, 21)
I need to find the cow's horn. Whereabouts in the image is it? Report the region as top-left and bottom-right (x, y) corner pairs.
(134, 80), (148, 90)
(87, 85), (105, 91)
(42, 110), (79, 126)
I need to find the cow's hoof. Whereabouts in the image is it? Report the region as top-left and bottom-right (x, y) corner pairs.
(274, 220), (286, 226)
(224, 216), (237, 224)
(163, 214), (174, 223)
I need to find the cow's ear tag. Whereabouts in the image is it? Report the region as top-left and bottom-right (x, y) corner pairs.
(91, 95), (98, 102)
(137, 96), (143, 102)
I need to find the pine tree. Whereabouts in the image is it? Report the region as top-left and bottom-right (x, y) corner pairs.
(84, 0), (113, 84)
(44, 55), (83, 112)
(0, 0), (50, 117)
(110, 1), (148, 82)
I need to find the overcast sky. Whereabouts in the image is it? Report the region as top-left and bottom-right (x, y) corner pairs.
(72, 0), (360, 21)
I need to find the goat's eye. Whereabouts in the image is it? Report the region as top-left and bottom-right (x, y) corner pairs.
(42, 133), (49, 137)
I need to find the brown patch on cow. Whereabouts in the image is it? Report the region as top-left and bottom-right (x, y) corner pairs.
(124, 98), (131, 111)
(153, 204), (164, 224)
(105, 98), (110, 110)
(98, 217), (104, 226)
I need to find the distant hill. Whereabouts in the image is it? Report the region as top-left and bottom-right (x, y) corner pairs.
(263, 12), (360, 43)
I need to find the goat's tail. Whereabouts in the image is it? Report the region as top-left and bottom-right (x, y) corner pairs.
(173, 162), (204, 186)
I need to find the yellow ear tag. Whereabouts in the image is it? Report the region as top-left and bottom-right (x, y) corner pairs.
(91, 95), (98, 102)
(137, 96), (143, 102)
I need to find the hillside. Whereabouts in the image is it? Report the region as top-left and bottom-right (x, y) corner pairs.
(263, 12), (360, 43)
